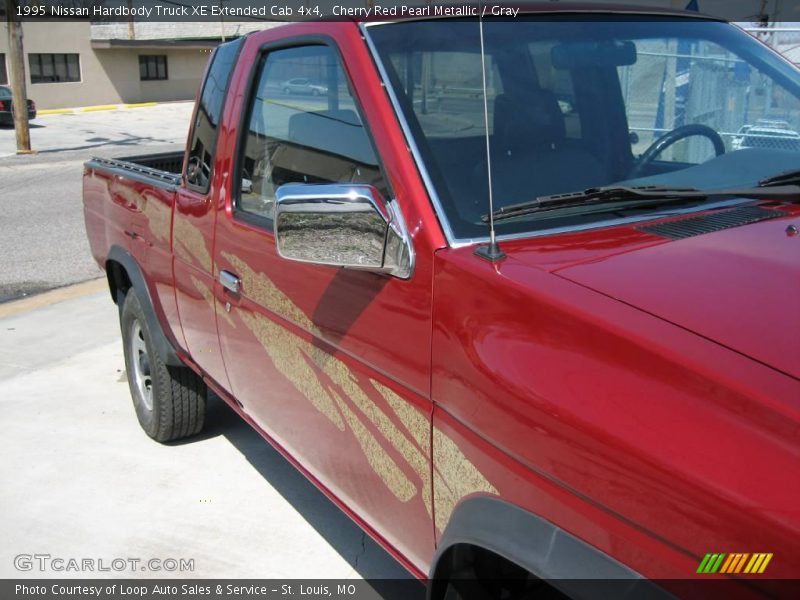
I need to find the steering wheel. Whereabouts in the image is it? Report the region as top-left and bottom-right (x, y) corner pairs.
(628, 124), (726, 179)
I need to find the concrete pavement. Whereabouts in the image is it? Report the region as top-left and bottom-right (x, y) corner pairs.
(0, 285), (415, 584)
(0, 102), (194, 158)
(0, 158), (104, 302)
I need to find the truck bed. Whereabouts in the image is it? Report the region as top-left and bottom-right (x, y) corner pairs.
(84, 151), (183, 190)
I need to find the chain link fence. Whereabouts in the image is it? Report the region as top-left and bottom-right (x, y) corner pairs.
(620, 26), (800, 162)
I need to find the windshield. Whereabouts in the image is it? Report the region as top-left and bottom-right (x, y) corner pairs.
(368, 17), (800, 240)
(0, 86), (11, 99)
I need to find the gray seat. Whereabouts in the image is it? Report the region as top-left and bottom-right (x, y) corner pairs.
(491, 90), (610, 205)
(288, 109), (376, 166)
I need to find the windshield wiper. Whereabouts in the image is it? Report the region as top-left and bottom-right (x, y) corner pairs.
(483, 183), (800, 223)
(759, 169), (800, 187)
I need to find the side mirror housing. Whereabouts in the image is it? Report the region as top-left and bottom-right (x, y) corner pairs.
(274, 184), (414, 279)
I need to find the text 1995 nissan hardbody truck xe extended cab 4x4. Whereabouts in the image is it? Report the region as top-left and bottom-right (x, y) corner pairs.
(83, 5), (800, 598)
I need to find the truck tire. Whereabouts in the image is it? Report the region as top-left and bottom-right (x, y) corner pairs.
(120, 288), (206, 442)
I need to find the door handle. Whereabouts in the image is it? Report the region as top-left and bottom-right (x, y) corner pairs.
(219, 270), (241, 294)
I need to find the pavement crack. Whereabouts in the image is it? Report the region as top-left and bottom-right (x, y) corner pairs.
(353, 531), (367, 571)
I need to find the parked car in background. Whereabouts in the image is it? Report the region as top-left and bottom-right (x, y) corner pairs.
(281, 77), (328, 96)
(755, 118), (792, 130)
(731, 119), (798, 150)
(740, 125), (800, 152)
(730, 124), (753, 149)
(0, 85), (36, 126)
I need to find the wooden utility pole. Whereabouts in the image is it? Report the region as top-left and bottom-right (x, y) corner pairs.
(127, 0), (134, 40)
(219, 0), (225, 41)
(5, 0), (32, 153)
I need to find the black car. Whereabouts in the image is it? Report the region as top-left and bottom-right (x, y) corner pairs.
(0, 85), (36, 126)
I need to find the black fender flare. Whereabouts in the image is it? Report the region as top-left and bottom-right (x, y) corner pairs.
(106, 245), (183, 367)
(429, 496), (673, 600)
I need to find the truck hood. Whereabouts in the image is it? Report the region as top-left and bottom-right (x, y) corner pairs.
(551, 206), (800, 379)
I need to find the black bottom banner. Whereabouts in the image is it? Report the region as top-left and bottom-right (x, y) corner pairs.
(4, 579), (800, 600)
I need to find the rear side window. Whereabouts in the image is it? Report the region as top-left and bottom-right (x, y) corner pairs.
(186, 38), (243, 192)
(235, 44), (388, 225)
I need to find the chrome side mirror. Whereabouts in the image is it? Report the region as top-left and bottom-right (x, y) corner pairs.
(274, 184), (414, 279)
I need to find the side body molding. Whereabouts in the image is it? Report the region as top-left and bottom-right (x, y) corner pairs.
(430, 497), (672, 600)
(106, 245), (183, 367)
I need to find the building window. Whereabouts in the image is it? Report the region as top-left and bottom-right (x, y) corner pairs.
(0, 54), (7, 85)
(139, 55), (168, 81)
(29, 54), (80, 83)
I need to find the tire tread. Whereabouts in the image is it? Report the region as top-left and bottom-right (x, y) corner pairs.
(121, 289), (206, 443)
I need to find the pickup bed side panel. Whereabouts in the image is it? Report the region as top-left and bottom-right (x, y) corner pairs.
(430, 247), (800, 584)
(83, 165), (186, 357)
(83, 166), (133, 273)
(128, 181), (186, 357)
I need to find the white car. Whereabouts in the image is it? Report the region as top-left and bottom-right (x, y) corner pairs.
(730, 124), (753, 150)
(281, 78), (328, 96)
(737, 126), (800, 152)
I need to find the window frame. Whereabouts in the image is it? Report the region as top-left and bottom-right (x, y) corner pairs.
(0, 54), (7, 85)
(28, 53), (81, 84)
(139, 55), (168, 81)
(231, 35), (394, 234)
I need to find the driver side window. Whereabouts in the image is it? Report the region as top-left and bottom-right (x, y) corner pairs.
(235, 44), (389, 227)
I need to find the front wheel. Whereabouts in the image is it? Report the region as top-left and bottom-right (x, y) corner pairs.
(120, 288), (206, 442)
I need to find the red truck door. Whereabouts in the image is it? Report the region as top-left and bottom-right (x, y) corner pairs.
(211, 33), (438, 573)
(172, 41), (242, 391)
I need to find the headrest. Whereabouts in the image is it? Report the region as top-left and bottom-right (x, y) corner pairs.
(494, 90), (566, 154)
(287, 109), (376, 165)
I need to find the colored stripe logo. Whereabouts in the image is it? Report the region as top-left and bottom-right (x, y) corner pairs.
(697, 553), (773, 574)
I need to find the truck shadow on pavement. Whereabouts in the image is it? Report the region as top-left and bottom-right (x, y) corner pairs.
(176, 392), (423, 596)
(0, 123), (44, 129)
(36, 133), (176, 154)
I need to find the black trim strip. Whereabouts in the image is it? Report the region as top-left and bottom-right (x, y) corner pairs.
(106, 246), (183, 367)
(85, 157), (180, 191)
(431, 496), (673, 600)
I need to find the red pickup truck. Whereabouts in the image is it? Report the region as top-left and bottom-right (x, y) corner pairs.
(83, 6), (800, 597)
